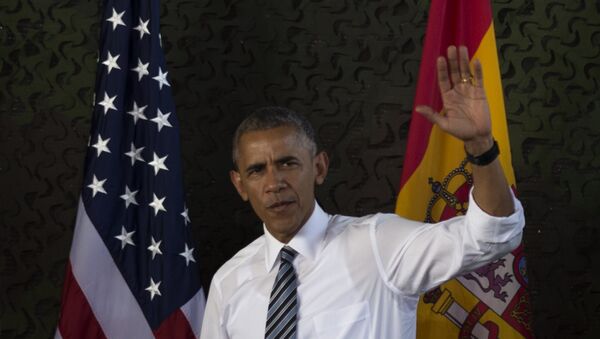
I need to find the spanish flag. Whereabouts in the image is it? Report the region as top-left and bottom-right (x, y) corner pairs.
(395, 1), (533, 338)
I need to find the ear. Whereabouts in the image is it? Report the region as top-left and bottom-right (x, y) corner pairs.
(313, 151), (329, 185)
(230, 170), (249, 201)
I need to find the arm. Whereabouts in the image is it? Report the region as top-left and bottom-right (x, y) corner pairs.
(373, 194), (524, 295)
(370, 46), (524, 294)
(415, 45), (513, 216)
(199, 280), (229, 339)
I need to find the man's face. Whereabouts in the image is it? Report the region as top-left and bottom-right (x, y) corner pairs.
(230, 125), (328, 243)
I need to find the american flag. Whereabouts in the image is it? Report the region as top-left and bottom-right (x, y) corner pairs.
(55, 0), (205, 338)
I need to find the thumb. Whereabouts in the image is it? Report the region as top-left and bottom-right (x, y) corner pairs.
(415, 105), (445, 127)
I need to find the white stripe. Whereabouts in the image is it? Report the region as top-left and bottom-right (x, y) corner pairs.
(70, 198), (154, 339)
(180, 287), (206, 338)
(54, 328), (63, 339)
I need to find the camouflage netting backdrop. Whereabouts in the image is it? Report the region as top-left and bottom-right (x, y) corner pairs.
(1, 0), (599, 338)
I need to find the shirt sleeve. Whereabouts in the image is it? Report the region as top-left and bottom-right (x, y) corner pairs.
(372, 187), (525, 295)
(200, 279), (229, 339)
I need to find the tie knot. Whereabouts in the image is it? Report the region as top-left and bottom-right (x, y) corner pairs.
(280, 246), (297, 263)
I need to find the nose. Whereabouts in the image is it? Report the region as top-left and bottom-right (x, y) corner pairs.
(265, 167), (286, 193)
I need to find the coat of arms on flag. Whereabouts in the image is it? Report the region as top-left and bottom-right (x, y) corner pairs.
(417, 159), (531, 338)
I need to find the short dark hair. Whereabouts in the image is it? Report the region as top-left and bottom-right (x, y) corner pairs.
(232, 106), (317, 169)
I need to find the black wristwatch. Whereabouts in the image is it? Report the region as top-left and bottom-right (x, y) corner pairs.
(465, 139), (499, 166)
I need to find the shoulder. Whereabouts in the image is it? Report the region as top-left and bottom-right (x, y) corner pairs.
(327, 211), (425, 244)
(329, 212), (410, 229)
(324, 212), (407, 239)
(211, 236), (265, 290)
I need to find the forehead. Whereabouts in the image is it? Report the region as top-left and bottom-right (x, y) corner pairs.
(237, 126), (307, 160)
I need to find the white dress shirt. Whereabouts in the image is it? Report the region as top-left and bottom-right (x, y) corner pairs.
(200, 189), (525, 339)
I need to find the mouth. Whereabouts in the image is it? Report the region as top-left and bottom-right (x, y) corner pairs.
(267, 200), (295, 212)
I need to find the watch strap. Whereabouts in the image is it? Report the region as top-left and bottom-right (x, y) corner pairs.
(465, 139), (499, 166)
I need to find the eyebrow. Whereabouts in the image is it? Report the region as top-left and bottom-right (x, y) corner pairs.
(243, 155), (300, 174)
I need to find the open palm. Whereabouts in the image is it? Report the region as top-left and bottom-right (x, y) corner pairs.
(416, 45), (492, 143)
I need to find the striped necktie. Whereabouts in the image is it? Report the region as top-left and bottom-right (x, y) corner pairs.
(265, 246), (298, 339)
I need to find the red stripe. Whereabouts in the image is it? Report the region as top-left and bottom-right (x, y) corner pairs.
(153, 309), (196, 339)
(57, 261), (107, 339)
(399, 0), (493, 188)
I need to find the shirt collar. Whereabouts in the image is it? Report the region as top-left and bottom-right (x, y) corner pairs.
(263, 202), (329, 272)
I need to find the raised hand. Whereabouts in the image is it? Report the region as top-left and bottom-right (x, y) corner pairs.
(416, 45), (493, 154)
(415, 45), (515, 216)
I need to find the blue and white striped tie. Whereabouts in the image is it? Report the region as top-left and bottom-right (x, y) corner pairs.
(265, 246), (298, 339)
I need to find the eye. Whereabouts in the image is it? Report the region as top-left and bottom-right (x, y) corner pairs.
(246, 165), (264, 177)
(282, 160), (298, 167)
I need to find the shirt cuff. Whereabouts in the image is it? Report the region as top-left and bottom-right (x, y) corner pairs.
(465, 186), (525, 243)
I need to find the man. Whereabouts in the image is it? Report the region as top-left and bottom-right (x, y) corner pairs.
(200, 46), (524, 338)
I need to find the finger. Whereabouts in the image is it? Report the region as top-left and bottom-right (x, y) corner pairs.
(473, 59), (484, 88)
(458, 45), (472, 81)
(415, 105), (447, 128)
(446, 45), (460, 85)
(436, 57), (451, 92)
